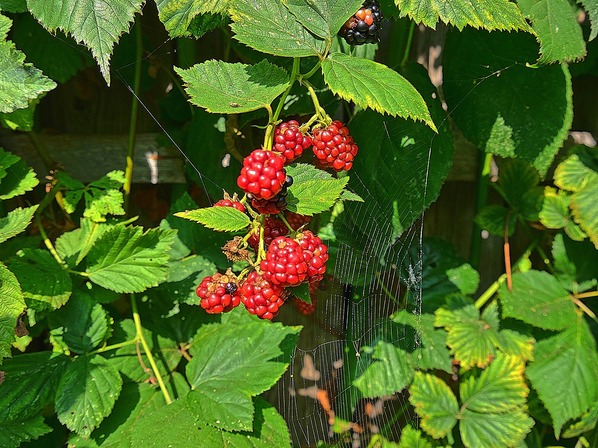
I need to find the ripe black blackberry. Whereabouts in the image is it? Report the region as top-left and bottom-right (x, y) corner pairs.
(339, 0), (383, 46)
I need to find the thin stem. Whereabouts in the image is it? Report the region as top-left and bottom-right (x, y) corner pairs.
(131, 294), (173, 404)
(575, 291), (598, 300)
(35, 214), (66, 267)
(88, 338), (138, 356)
(277, 213), (295, 233)
(304, 81), (329, 124)
(123, 17), (143, 213)
(573, 297), (597, 323)
(504, 211), (513, 291)
(272, 57), (301, 123)
(400, 20), (416, 66)
(301, 59), (322, 81)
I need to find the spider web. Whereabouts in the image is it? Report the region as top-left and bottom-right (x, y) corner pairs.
(78, 15), (527, 448)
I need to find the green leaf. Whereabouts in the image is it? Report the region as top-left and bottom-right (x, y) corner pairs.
(0, 0), (27, 13)
(395, 0), (531, 31)
(562, 402), (598, 438)
(185, 308), (301, 431)
(475, 205), (517, 237)
(55, 354), (123, 437)
(396, 426), (435, 448)
(0, 205), (38, 244)
(435, 298), (500, 369)
(346, 64), (453, 250)
(289, 281), (310, 304)
(230, 0), (326, 57)
(155, 0), (217, 37)
(55, 219), (110, 267)
(287, 176), (349, 216)
(0, 98), (37, 131)
(495, 329), (535, 363)
(0, 351), (69, 422)
(552, 150), (598, 244)
(409, 372), (459, 439)
(353, 341), (414, 398)
(26, 0), (143, 85)
(0, 20), (56, 113)
(48, 294), (111, 354)
(497, 159), (544, 221)
(105, 319), (181, 383)
(282, 0), (364, 38)
(0, 414), (52, 448)
(552, 233), (598, 285)
(175, 205), (251, 232)
(86, 226), (176, 293)
(459, 410), (534, 448)
(393, 311), (452, 373)
(11, 13), (92, 83)
(186, 387), (254, 432)
(58, 171), (126, 222)
(526, 317), (598, 436)
(9, 248), (72, 309)
(499, 270), (577, 330)
(322, 53), (436, 131)
(580, 0), (598, 40)
(0, 148), (38, 200)
(540, 187), (587, 241)
(518, 0), (586, 64)
(443, 29), (573, 177)
(176, 60), (289, 114)
(0, 262), (24, 362)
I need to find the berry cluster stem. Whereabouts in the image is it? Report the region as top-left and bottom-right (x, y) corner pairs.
(304, 81), (330, 124)
(131, 294), (173, 404)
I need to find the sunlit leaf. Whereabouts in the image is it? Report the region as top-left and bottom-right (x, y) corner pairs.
(409, 372), (458, 439)
(174, 206), (251, 232)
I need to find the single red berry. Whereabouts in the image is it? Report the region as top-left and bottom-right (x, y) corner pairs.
(274, 120), (312, 163)
(285, 211), (311, 230)
(248, 217), (289, 251)
(312, 121), (358, 171)
(196, 273), (241, 314)
(296, 231), (328, 282)
(240, 271), (286, 320)
(237, 149), (286, 200)
(214, 198), (246, 213)
(250, 195), (286, 215)
(260, 236), (308, 287)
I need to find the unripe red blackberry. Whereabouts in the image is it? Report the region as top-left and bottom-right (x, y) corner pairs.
(214, 198), (246, 213)
(196, 273), (241, 314)
(339, 0), (383, 46)
(296, 231), (328, 282)
(240, 271), (286, 320)
(260, 236), (308, 287)
(285, 211), (311, 230)
(237, 149), (286, 200)
(293, 280), (320, 316)
(247, 175), (292, 215)
(274, 120), (312, 163)
(312, 121), (358, 171)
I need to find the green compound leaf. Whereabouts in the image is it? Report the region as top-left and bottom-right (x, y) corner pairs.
(0, 205), (37, 245)
(0, 415), (52, 448)
(322, 53), (436, 131)
(287, 176), (349, 216)
(527, 318), (598, 437)
(58, 170), (126, 223)
(282, 0), (364, 38)
(353, 341), (414, 398)
(86, 226), (177, 293)
(176, 60), (289, 114)
(105, 319), (181, 383)
(459, 355), (533, 448)
(230, 0), (326, 57)
(56, 355), (123, 438)
(554, 150), (598, 248)
(0, 19), (56, 114)
(435, 298), (500, 369)
(185, 308), (301, 431)
(393, 311), (452, 373)
(474, 205), (517, 237)
(26, 0), (143, 85)
(0, 262), (24, 363)
(47, 293), (111, 354)
(55, 219), (110, 267)
(10, 13), (92, 83)
(499, 270), (577, 330)
(540, 187), (587, 241)
(175, 205), (251, 232)
(156, 0), (217, 37)
(0, 351), (69, 422)
(443, 29), (573, 177)
(409, 372), (459, 439)
(395, 426), (436, 448)
(9, 248), (72, 309)
(518, 0), (586, 64)
(0, 148), (39, 200)
(395, 0), (530, 31)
